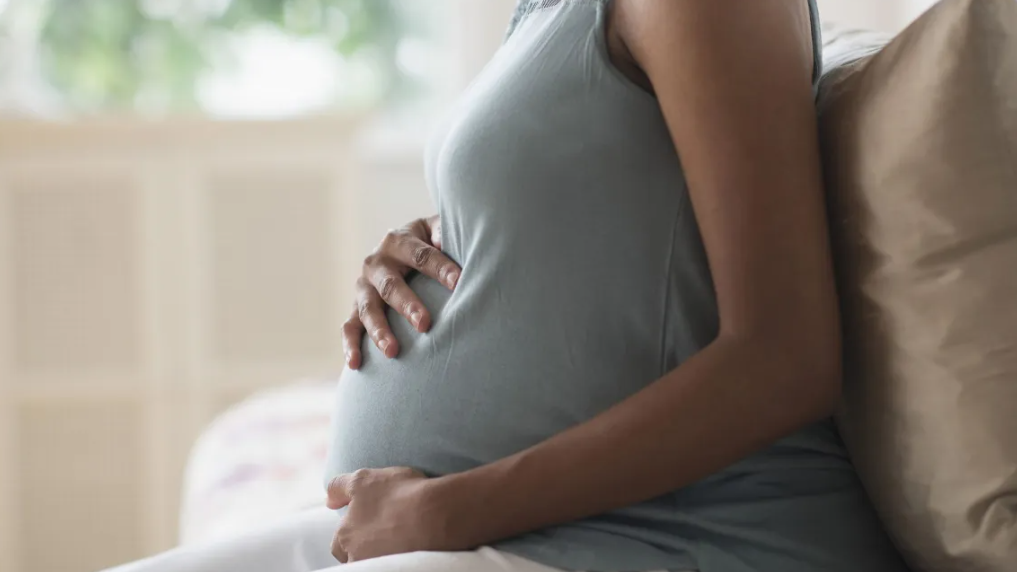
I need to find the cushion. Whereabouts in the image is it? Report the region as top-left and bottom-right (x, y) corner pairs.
(817, 0), (1017, 570)
(178, 380), (334, 544)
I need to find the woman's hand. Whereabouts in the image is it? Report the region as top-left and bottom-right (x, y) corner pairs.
(344, 215), (460, 369)
(326, 468), (463, 563)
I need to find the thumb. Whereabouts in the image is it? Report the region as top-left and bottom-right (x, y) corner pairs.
(326, 474), (354, 509)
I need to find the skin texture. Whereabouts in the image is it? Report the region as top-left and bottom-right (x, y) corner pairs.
(329, 0), (836, 563)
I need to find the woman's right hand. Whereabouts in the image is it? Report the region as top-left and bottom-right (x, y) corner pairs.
(343, 215), (460, 369)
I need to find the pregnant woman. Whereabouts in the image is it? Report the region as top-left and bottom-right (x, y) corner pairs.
(107, 1), (908, 571)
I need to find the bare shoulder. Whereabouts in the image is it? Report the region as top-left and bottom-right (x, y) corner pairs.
(609, 0), (814, 87)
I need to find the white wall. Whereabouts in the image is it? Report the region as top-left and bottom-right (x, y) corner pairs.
(903, 0), (941, 23)
(816, 0), (905, 32)
(817, 0), (943, 32)
(447, 0), (518, 92)
(0, 118), (362, 572)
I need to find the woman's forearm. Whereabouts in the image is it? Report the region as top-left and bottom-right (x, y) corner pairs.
(432, 333), (839, 548)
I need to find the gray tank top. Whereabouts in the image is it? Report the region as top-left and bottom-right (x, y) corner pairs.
(326, 1), (908, 570)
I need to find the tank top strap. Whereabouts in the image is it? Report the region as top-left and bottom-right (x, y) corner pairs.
(505, 0), (527, 41)
(506, 0), (572, 41)
(506, 1), (602, 40)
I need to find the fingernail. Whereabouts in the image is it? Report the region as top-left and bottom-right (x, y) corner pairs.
(379, 339), (390, 353)
(447, 271), (459, 288)
(411, 311), (423, 327)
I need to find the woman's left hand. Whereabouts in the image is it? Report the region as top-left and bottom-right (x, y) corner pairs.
(326, 467), (464, 563)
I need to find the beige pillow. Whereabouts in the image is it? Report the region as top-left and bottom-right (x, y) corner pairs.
(818, 0), (1017, 571)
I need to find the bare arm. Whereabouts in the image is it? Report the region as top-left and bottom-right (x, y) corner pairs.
(433, 0), (839, 546)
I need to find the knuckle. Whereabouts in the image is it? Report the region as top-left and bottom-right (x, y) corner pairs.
(350, 468), (372, 488)
(328, 476), (349, 502)
(380, 230), (401, 250)
(341, 321), (360, 338)
(357, 302), (372, 323)
(362, 253), (380, 270)
(377, 275), (398, 300)
(331, 527), (344, 548)
(411, 218), (431, 237)
(411, 245), (433, 268)
(395, 466), (419, 478)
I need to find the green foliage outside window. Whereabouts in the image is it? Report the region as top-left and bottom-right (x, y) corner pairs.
(33, 0), (426, 112)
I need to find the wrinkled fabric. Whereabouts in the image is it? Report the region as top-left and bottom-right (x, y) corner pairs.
(326, 1), (904, 571)
(819, 0), (1017, 570)
(103, 508), (654, 572)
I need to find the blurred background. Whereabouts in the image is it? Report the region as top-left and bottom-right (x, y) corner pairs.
(0, 1), (937, 571)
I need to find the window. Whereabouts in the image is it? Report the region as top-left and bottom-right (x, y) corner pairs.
(0, 0), (450, 118)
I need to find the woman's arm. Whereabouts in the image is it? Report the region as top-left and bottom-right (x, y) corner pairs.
(327, 0), (838, 560)
(434, 0), (838, 547)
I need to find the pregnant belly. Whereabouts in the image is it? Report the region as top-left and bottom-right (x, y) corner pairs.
(323, 272), (664, 480)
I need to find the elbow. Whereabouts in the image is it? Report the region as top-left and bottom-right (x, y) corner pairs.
(796, 348), (842, 422)
(782, 327), (842, 422)
(765, 338), (842, 428)
(723, 318), (843, 424)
